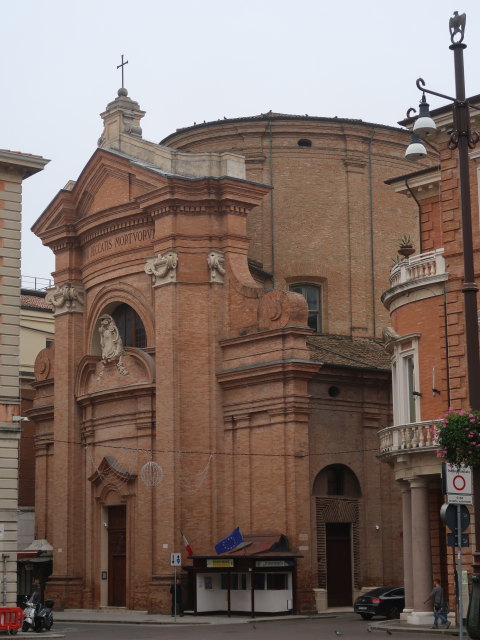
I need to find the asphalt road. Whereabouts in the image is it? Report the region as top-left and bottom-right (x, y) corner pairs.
(48, 613), (444, 640)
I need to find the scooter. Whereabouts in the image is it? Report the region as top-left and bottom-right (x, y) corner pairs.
(21, 595), (38, 632)
(33, 599), (54, 633)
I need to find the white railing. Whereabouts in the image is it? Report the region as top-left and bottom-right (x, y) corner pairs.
(389, 249), (445, 287)
(378, 420), (440, 456)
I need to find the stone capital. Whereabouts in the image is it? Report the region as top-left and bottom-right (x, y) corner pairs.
(409, 476), (429, 490)
(45, 283), (85, 315)
(207, 250), (225, 283)
(145, 251), (178, 287)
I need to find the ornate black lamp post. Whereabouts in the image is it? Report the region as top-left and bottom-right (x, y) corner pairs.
(405, 12), (480, 636)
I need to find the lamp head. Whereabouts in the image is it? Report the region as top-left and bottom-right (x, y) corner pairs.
(405, 132), (427, 160)
(413, 94), (437, 137)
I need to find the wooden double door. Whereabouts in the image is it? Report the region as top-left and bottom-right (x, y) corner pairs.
(108, 505), (126, 607)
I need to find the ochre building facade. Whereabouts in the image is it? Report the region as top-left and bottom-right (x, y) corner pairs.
(29, 89), (433, 613)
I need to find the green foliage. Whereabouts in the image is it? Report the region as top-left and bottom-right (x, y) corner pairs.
(399, 234), (412, 248)
(434, 409), (480, 467)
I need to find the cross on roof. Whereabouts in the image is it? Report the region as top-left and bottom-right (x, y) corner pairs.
(117, 54), (128, 89)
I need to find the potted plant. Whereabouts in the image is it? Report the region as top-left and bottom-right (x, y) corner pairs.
(398, 234), (415, 258)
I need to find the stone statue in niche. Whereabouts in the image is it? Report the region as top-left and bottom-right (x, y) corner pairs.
(207, 250), (225, 283)
(98, 314), (128, 376)
(144, 251), (178, 287)
(46, 283), (85, 314)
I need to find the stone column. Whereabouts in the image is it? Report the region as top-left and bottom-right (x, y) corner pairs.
(408, 477), (433, 625)
(400, 482), (413, 614)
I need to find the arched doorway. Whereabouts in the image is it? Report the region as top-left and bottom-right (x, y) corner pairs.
(312, 465), (361, 607)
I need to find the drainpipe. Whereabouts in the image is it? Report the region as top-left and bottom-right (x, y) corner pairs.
(2, 554), (9, 606)
(404, 178), (423, 255)
(443, 285), (452, 407)
(367, 128), (376, 336)
(268, 119), (275, 288)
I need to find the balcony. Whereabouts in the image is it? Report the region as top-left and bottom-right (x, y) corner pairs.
(381, 249), (447, 311)
(389, 249), (445, 287)
(378, 420), (440, 459)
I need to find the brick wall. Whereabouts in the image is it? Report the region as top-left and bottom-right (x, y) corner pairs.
(163, 117), (436, 338)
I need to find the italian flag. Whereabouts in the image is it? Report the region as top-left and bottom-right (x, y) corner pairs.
(181, 530), (193, 557)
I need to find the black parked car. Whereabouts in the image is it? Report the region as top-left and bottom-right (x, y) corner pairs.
(354, 586), (405, 620)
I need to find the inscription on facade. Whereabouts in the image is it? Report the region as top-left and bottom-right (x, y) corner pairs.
(88, 228), (154, 258)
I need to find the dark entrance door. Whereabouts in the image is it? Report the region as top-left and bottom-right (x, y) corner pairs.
(326, 522), (352, 606)
(108, 505), (126, 606)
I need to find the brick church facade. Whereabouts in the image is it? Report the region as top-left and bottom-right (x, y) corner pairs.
(28, 88), (434, 613)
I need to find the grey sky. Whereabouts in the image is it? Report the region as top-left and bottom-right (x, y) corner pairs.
(4, 0), (480, 282)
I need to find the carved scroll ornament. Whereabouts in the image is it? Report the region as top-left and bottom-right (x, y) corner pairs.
(207, 250), (226, 283)
(45, 283), (85, 315)
(144, 251), (178, 287)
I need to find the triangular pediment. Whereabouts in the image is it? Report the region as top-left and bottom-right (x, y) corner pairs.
(32, 148), (167, 243)
(88, 455), (137, 485)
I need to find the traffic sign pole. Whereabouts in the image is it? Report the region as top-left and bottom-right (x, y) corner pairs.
(458, 505), (463, 640)
(170, 552), (182, 620)
(174, 563), (177, 621)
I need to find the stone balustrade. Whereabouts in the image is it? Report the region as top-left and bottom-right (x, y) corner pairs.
(389, 249), (445, 287)
(378, 420), (440, 457)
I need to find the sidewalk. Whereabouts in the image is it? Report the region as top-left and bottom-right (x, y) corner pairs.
(368, 619), (459, 635)
(54, 608), (312, 625)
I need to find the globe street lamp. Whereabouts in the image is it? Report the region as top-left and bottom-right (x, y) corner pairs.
(405, 11), (480, 636)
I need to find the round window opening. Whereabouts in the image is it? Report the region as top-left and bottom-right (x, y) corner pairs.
(298, 139), (312, 148)
(328, 386), (340, 397)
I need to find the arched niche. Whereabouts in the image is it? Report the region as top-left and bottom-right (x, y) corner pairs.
(312, 464), (362, 498)
(88, 286), (152, 357)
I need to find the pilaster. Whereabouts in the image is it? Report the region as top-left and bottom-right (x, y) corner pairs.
(48, 286), (85, 606)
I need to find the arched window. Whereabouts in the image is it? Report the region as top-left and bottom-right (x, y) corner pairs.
(111, 303), (146, 348)
(289, 284), (322, 332)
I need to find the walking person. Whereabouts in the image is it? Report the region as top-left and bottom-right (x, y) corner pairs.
(170, 578), (183, 617)
(424, 579), (451, 629)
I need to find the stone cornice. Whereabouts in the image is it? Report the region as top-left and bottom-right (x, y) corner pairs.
(390, 169), (441, 199)
(219, 326), (312, 347)
(79, 212), (152, 244)
(216, 358), (320, 389)
(0, 149), (49, 179)
(26, 403), (54, 423)
(381, 273), (448, 311)
(136, 177), (271, 212)
(0, 423), (21, 438)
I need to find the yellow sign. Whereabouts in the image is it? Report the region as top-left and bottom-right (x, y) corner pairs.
(207, 559), (234, 568)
